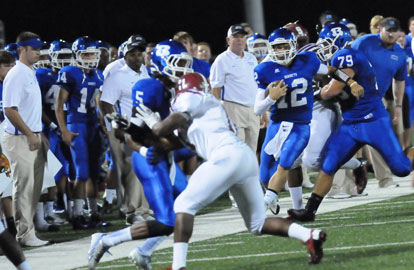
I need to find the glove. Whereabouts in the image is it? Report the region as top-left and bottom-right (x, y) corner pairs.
(146, 146), (161, 165)
(0, 153), (11, 177)
(105, 112), (130, 130)
(134, 104), (161, 129)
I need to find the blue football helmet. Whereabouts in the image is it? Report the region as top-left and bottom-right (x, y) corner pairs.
(247, 33), (270, 60)
(316, 22), (352, 62)
(118, 41), (127, 58)
(268, 28), (297, 65)
(151, 39), (193, 81)
(4, 43), (19, 60)
(33, 41), (51, 69)
(72, 36), (100, 69)
(49, 40), (73, 69)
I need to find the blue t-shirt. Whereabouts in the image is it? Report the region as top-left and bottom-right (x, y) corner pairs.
(132, 77), (171, 120)
(36, 68), (59, 124)
(254, 51), (320, 124)
(352, 34), (407, 97)
(192, 58), (211, 78)
(57, 66), (103, 123)
(331, 48), (388, 123)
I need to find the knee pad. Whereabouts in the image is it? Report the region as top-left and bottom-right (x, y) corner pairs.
(147, 220), (174, 237)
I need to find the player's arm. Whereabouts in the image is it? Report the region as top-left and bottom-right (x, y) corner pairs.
(211, 87), (222, 100)
(55, 87), (78, 147)
(152, 112), (189, 137)
(254, 81), (287, 115)
(392, 79), (405, 124)
(321, 68), (362, 100)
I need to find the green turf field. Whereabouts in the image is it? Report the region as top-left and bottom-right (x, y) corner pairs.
(75, 194), (414, 270)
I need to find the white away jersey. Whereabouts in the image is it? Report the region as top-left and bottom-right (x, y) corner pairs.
(171, 91), (243, 160)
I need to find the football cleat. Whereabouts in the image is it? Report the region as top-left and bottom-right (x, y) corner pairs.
(305, 229), (327, 264)
(287, 208), (315, 222)
(88, 233), (112, 269)
(72, 215), (89, 230)
(353, 158), (368, 194)
(129, 248), (152, 270)
(269, 198), (280, 215)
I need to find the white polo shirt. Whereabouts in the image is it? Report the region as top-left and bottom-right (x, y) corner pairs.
(102, 58), (126, 80)
(101, 63), (149, 130)
(210, 48), (258, 107)
(3, 61), (42, 134)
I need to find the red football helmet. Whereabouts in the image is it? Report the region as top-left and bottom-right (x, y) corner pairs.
(283, 22), (309, 49)
(175, 72), (210, 96)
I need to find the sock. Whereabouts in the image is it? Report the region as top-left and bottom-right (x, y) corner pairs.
(306, 193), (324, 214)
(17, 260), (32, 270)
(139, 236), (168, 256)
(35, 203), (48, 226)
(340, 158), (361, 170)
(288, 186), (304, 209)
(287, 223), (311, 242)
(102, 227), (132, 247)
(105, 189), (116, 204)
(45, 201), (54, 217)
(74, 199), (84, 216)
(264, 189), (278, 206)
(67, 199), (74, 218)
(87, 198), (98, 214)
(172, 242), (188, 270)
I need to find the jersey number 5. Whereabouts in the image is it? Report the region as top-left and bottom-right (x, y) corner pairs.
(278, 78), (308, 108)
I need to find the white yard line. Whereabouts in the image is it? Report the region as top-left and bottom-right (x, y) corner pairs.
(1, 176), (413, 270)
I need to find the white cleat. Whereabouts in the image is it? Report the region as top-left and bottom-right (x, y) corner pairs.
(129, 248), (152, 270)
(269, 198), (280, 215)
(88, 233), (111, 269)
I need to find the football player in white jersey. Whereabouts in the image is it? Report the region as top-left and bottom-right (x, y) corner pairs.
(135, 73), (327, 270)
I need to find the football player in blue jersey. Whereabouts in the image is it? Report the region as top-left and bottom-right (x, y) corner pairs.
(254, 27), (329, 214)
(87, 39), (194, 270)
(288, 30), (414, 222)
(36, 39), (74, 223)
(55, 36), (105, 230)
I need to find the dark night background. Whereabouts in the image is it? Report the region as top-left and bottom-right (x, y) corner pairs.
(1, 0), (413, 55)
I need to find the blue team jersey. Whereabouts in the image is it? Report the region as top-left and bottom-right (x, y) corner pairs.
(36, 68), (59, 124)
(351, 34), (407, 97)
(0, 81), (4, 122)
(331, 48), (388, 123)
(254, 51), (320, 124)
(132, 77), (171, 119)
(192, 58), (211, 78)
(57, 66), (103, 123)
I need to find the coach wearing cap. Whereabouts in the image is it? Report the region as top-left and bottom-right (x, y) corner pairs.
(100, 34), (151, 224)
(352, 17), (407, 188)
(210, 24), (261, 152)
(2, 31), (49, 247)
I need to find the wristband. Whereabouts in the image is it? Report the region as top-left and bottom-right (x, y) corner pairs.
(139, 146), (148, 157)
(50, 122), (58, 130)
(396, 104), (402, 108)
(349, 81), (357, 88)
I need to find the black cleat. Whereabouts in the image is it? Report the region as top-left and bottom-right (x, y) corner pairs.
(72, 215), (89, 230)
(305, 229), (327, 264)
(353, 158), (368, 194)
(287, 208), (315, 222)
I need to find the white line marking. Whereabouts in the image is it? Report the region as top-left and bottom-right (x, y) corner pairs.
(92, 240), (414, 269)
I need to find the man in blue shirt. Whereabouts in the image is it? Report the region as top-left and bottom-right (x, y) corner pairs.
(351, 17), (407, 188)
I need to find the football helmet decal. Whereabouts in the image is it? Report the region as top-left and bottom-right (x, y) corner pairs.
(317, 22), (352, 62)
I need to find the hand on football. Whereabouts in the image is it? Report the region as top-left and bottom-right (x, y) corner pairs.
(134, 104), (161, 129)
(349, 79), (364, 100)
(267, 80), (287, 101)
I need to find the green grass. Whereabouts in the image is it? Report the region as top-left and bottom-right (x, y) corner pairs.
(76, 194), (414, 270)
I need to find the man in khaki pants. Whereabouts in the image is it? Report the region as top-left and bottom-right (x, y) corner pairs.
(2, 31), (49, 247)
